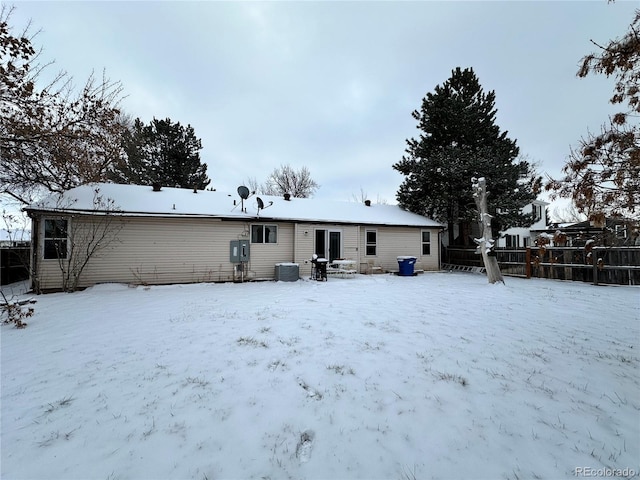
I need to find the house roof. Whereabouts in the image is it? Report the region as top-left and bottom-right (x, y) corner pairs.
(25, 183), (443, 228)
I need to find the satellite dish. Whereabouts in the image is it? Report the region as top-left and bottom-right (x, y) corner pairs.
(237, 186), (250, 199)
(256, 197), (264, 210)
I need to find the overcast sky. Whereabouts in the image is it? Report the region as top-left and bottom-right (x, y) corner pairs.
(6, 1), (638, 212)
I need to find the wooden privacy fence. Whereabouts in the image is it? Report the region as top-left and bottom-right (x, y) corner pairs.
(444, 246), (640, 286)
(0, 247), (30, 286)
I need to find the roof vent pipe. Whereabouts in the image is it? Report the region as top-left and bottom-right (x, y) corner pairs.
(152, 183), (162, 192)
(284, 193), (291, 201)
(364, 199), (371, 207)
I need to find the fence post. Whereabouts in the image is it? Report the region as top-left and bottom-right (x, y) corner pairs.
(525, 247), (531, 279)
(564, 249), (572, 280)
(592, 248), (599, 286)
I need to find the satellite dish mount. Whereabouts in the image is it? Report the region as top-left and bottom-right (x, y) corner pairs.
(237, 186), (251, 213)
(256, 196), (273, 216)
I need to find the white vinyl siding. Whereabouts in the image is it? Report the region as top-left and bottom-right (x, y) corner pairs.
(359, 226), (439, 272)
(247, 224), (294, 279)
(34, 214), (440, 290)
(36, 216), (296, 290)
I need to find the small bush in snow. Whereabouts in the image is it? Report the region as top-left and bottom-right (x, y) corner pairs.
(1, 292), (35, 329)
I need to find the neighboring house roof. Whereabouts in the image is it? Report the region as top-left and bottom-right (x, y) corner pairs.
(560, 218), (634, 231)
(25, 183), (443, 228)
(534, 217), (638, 234)
(0, 229), (30, 243)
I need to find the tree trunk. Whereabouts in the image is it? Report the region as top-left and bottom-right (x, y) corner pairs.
(448, 220), (455, 246)
(460, 220), (472, 247)
(472, 177), (504, 284)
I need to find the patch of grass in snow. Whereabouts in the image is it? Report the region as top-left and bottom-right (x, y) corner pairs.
(326, 364), (355, 376)
(237, 336), (268, 348)
(37, 428), (77, 447)
(277, 336), (300, 347)
(601, 391), (629, 406)
(415, 351), (433, 364)
(44, 396), (74, 414)
(361, 341), (384, 351)
(525, 377), (556, 399)
(596, 351), (637, 365)
(268, 359), (286, 371)
(521, 348), (550, 363)
(437, 372), (468, 387)
(184, 376), (210, 388)
(141, 417), (156, 439)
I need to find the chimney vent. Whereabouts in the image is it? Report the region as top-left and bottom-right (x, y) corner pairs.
(364, 199), (371, 207)
(152, 183), (162, 192)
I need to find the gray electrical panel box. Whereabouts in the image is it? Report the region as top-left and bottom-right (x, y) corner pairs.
(230, 240), (250, 262)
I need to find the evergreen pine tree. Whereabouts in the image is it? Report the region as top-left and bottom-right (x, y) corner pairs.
(114, 117), (210, 190)
(393, 67), (541, 245)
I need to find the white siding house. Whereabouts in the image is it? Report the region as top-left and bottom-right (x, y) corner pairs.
(497, 200), (549, 248)
(25, 183), (443, 291)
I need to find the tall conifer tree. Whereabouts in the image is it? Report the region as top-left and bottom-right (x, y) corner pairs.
(394, 67), (540, 245)
(114, 117), (210, 190)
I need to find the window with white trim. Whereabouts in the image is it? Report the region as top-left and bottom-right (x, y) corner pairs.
(505, 234), (520, 248)
(615, 224), (627, 239)
(421, 230), (431, 255)
(532, 204), (545, 223)
(251, 224), (277, 244)
(365, 230), (377, 256)
(44, 218), (68, 259)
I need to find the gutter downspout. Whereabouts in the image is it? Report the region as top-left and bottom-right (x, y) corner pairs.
(293, 223), (298, 265)
(438, 228), (442, 271)
(27, 211), (39, 293)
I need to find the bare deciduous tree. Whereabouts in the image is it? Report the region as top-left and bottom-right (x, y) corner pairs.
(27, 187), (123, 292)
(243, 177), (260, 195)
(551, 204), (587, 224)
(0, 6), (127, 205)
(263, 164), (319, 198)
(350, 187), (389, 205)
(58, 189), (122, 292)
(546, 9), (640, 220)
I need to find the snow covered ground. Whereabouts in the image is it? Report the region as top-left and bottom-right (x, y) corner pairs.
(2, 273), (639, 480)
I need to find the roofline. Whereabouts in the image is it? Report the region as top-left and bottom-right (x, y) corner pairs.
(24, 207), (444, 229)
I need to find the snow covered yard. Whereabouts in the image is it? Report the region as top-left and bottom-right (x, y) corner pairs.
(1, 273), (638, 480)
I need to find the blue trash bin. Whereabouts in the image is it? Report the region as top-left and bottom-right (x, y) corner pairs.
(397, 256), (417, 276)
